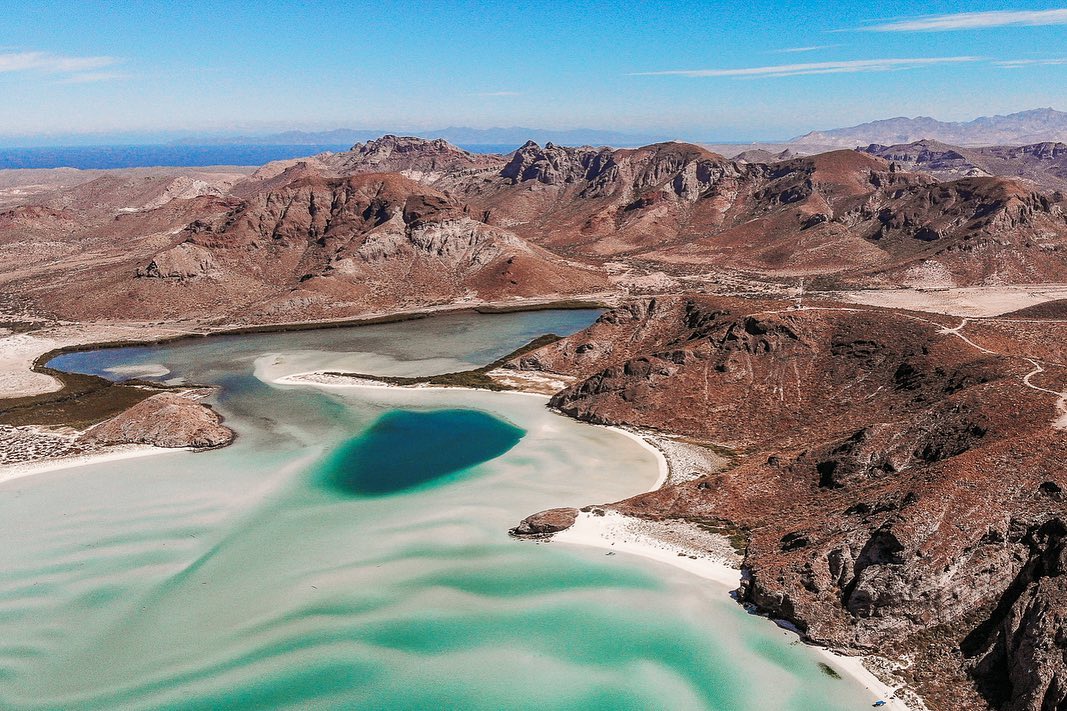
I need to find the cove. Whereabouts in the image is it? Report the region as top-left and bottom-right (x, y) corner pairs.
(318, 408), (525, 496)
(0, 309), (883, 710)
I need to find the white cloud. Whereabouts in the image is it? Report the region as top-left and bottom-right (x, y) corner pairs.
(630, 57), (980, 79)
(56, 71), (132, 84)
(0, 51), (118, 74)
(994, 58), (1067, 68)
(864, 9), (1067, 32)
(771, 45), (839, 54)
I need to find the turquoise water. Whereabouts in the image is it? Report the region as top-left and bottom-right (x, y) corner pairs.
(0, 310), (878, 709)
(320, 409), (525, 496)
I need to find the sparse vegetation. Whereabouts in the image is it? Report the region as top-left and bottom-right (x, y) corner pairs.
(0, 368), (159, 428)
(688, 516), (750, 556)
(326, 334), (562, 391)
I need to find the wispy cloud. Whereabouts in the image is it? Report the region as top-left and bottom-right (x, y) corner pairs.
(630, 56), (979, 79)
(56, 71), (132, 84)
(863, 9), (1067, 32)
(0, 51), (118, 74)
(994, 57), (1067, 69)
(771, 45), (839, 54)
(472, 90), (521, 97)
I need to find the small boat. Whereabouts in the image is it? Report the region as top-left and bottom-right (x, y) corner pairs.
(873, 702), (887, 708)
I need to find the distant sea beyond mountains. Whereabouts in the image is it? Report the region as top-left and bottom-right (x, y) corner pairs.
(6, 108), (1067, 169)
(0, 126), (670, 169)
(0, 143), (525, 170)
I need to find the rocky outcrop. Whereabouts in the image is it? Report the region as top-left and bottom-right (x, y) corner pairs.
(965, 518), (1067, 711)
(509, 507), (579, 537)
(80, 391), (234, 449)
(136, 242), (217, 280)
(329, 135), (504, 182)
(864, 140), (1067, 193)
(0, 205), (74, 228)
(500, 141), (614, 185)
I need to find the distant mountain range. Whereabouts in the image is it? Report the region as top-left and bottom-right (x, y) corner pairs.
(791, 108), (1067, 148)
(174, 127), (669, 148)
(167, 108), (1067, 152)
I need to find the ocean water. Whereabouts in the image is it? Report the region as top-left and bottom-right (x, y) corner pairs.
(0, 143), (517, 169)
(0, 310), (877, 709)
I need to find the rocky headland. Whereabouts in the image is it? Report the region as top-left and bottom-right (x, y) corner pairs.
(505, 296), (1066, 711)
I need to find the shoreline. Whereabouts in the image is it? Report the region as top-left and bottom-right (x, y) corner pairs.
(5, 309), (925, 709)
(271, 370), (555, 400)
(551, 510), (919, 710)
(13, 294), (614, 396)
(277, 367), (920, 710)
(0, 444), (188, 485)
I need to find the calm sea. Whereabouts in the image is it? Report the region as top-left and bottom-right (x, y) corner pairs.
(0, 144), (521, 169)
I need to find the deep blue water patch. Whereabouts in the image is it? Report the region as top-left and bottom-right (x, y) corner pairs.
(319, 409), (524, 496)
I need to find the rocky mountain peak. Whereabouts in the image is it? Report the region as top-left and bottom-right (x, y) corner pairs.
(499, 142), (612, 185)
(329, 135), (502, 179)
(349, 134), (469, 158)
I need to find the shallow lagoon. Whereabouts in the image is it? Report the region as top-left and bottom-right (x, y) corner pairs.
(0, 310), (878, 709)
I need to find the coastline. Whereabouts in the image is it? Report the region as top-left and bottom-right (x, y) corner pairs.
(271, 370), (554, 400)
(551, 510), (920, 710)
(277, 368), (921, 710)
(0, 444), (188, 486)
(3, 309), (928, 709)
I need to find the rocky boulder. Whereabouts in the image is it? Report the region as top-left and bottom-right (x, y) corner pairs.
(509, 507), (579, 537)
(136, 242), (216, 280)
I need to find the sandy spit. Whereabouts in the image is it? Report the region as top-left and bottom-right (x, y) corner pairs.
(0, 445), (188, 486)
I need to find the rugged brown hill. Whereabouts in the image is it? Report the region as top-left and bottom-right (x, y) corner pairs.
(457, 140), (748, 256)
(509, 295), (1067, 710)
(234, 135), (505, 197)
(449, 142), (1067, 286)
(9, 170), (607, 323)
(863, 140), (1067, 193)
(328, 134), (505, 181)
(5, 135), (1067, 324)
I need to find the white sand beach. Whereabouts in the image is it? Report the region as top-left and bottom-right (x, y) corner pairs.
(0, 444), (187, 486)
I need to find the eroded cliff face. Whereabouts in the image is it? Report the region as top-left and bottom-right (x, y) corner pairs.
(965, 518), (1067, 711)
(510, 296), (1067, 711)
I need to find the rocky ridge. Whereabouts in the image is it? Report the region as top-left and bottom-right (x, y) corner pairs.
(863, 140), (1067, 193)
(791, 109), (1067, 148)
(5, 136), (1067, 325)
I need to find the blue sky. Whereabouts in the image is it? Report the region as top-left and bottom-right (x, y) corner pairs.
(2, 1), (1067, 142)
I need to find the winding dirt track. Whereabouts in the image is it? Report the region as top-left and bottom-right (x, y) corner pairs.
(749, 304), (1067, 429)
